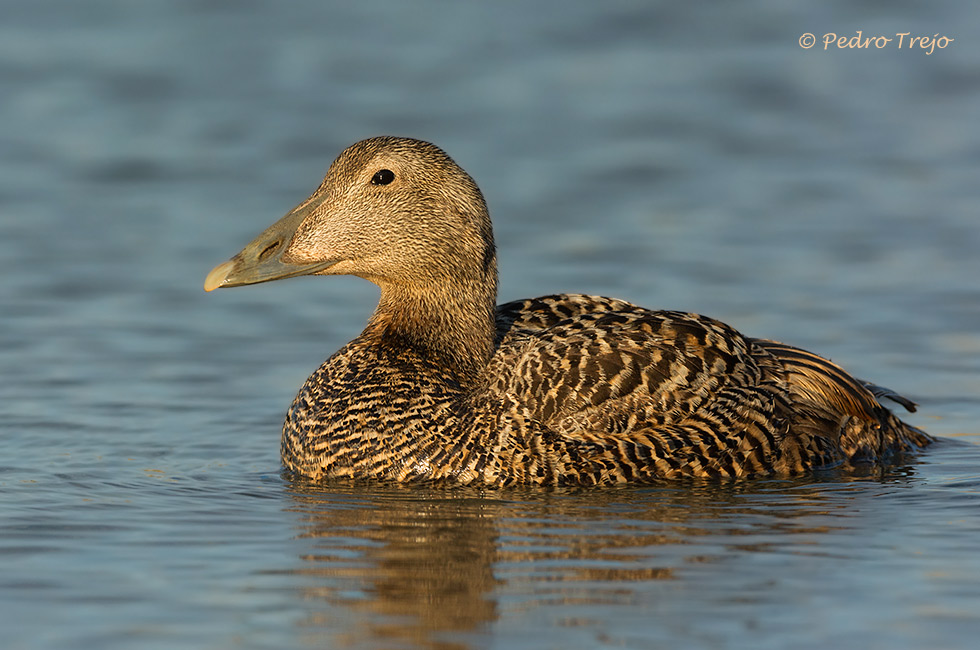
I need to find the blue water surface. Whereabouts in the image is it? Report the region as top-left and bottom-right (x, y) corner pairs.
(2, 2), (979, 649)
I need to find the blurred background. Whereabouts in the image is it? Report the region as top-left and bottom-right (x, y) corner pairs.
(1, 1), (978, 649)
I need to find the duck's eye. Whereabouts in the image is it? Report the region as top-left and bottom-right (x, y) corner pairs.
(371, 169), (395, 185)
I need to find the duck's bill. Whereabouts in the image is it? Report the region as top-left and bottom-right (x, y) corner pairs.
(203, 201), (335, 292)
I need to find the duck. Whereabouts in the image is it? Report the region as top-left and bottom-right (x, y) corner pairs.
(204, 136), (932, 486)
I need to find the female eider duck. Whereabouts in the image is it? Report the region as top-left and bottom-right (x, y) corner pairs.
(205, 136), (932, 486)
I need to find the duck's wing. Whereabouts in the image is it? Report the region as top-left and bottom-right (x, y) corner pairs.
(489, 307), (778, 479)
(488, 304), (900, 480)
(496, 309), (747, 425)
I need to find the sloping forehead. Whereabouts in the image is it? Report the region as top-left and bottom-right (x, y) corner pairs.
(327, 137), (455, 178)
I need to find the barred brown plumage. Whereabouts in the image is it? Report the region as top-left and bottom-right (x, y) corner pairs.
(205, 136), (933, 485)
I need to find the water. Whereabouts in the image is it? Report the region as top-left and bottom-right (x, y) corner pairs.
(2, 1), (979, 648)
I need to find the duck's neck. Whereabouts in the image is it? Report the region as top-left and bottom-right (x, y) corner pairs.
(363, 271), (498, 383)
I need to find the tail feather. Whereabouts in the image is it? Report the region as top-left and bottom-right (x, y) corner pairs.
(861, 380), (918, 413)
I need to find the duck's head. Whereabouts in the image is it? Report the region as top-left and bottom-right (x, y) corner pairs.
(204, 136), (496, 294)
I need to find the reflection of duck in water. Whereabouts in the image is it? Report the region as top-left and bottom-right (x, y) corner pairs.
(286, 480), (887, 646)
(205, 137), (932, 485)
